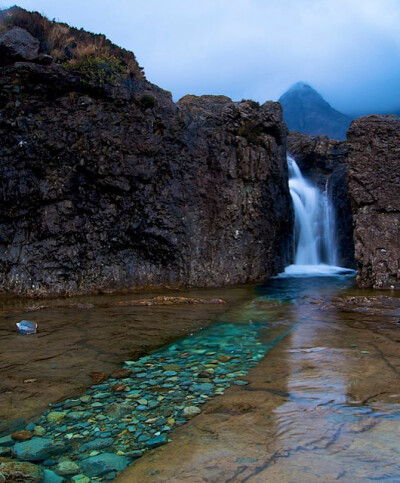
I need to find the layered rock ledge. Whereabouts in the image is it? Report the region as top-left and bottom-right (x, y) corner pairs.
(347, 115), (400, 289)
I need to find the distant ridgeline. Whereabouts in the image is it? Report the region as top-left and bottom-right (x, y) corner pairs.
(279, 82), (353, 140)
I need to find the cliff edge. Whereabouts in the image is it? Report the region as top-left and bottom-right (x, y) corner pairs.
(0, 8), (293, 296)
(347, 115), (400, 289)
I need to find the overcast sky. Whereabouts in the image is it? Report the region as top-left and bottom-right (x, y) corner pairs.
(2, 0), (400, 116)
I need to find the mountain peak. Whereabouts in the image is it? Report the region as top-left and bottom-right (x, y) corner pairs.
(279, 82), (352, 140)
(287, 81), (313, 91)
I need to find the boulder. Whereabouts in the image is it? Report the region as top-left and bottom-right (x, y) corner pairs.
(0, 27), (39, 64)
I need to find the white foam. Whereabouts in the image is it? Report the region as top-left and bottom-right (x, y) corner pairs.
(277, 264), (356, 278)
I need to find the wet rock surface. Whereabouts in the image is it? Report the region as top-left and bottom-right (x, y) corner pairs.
(0, 10), (292, 297)
(347, 115), (400, 289)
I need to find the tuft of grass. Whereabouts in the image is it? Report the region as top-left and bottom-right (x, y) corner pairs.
(237, 121), (263, 144)
(139, 94), (156, 109)
(63, 54), (128, 86)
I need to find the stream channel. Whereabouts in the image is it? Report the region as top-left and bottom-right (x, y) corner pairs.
(1, 275), (400, 482)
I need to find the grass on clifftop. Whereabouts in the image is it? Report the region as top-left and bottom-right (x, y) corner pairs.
(0, 6), (145, 81)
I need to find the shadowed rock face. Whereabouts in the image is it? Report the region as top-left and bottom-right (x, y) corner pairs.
(287, 132), (355, 268)
(0, 15), (293, 296)
(347, 115), (400, 289)
(279, 82), (352, 140)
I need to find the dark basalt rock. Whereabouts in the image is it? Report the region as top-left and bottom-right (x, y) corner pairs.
(287, 132), (355, 268)
(347, 115), (400, 289)
(0, 26), (39, 65)
(0, 12), (293, 296)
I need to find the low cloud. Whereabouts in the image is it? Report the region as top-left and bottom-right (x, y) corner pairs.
(3, 0), (400, 115)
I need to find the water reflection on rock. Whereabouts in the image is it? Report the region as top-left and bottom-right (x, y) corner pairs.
(116, 274), (400, 482)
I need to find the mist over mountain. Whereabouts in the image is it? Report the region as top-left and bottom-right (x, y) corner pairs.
(279, 82), (353, 140)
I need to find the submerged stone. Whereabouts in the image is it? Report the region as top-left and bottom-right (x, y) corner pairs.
(146, 435), (167, 448)
(80, 452), (129, 477)
(13, 438), (69, 462)
(81, 437), (114, 452)
(183, 406), (201, 417)
(47, 412), (67, 423)
(55, 460), (80, 475)
(43, 468), (65, 482)
(0, 457), (44, 482)
(71, 475), (91, 483)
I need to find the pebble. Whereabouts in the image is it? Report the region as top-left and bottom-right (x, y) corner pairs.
(55, 460), (80, 475)
(0, 435), (14, 447)
(66, 412), (91, 421)
(47, 412), (67, 423)
(71, 475), (91, 483)
(11, 430), (34, 441)
(33, 425), (46, 437)
(183, 406), (202, 417)
(146, 435), (167, 448)
(43, 468), (65, 482)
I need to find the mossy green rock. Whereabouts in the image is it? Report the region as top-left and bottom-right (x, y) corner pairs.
(0, 457), (43, 482)
(47, 412), (67, 423)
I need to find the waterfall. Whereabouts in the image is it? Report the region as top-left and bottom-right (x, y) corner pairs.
(283, 156), (344, 276)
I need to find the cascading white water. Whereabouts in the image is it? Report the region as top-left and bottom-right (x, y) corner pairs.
(282, 156), (344, 276)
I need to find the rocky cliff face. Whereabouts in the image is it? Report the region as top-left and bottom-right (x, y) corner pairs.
(287, 132), (355, 268)
(279, 82), (352, 140)
(0, 9), (293, 296)
(347, 115), (400, 289)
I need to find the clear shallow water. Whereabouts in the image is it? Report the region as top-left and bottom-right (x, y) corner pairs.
(8, 285), (300, 481)
(115, 274), (400, 482)
(3, 273), (400, 482)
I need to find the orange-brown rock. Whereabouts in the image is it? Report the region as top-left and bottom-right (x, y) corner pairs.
(11, 430), (33, 441)
(89, 372), (110, 384)
(111, 369), (132, 379)
(112, 384), (126, 392)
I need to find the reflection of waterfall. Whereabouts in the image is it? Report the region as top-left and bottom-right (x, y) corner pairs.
(287, 156), (337, 267)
